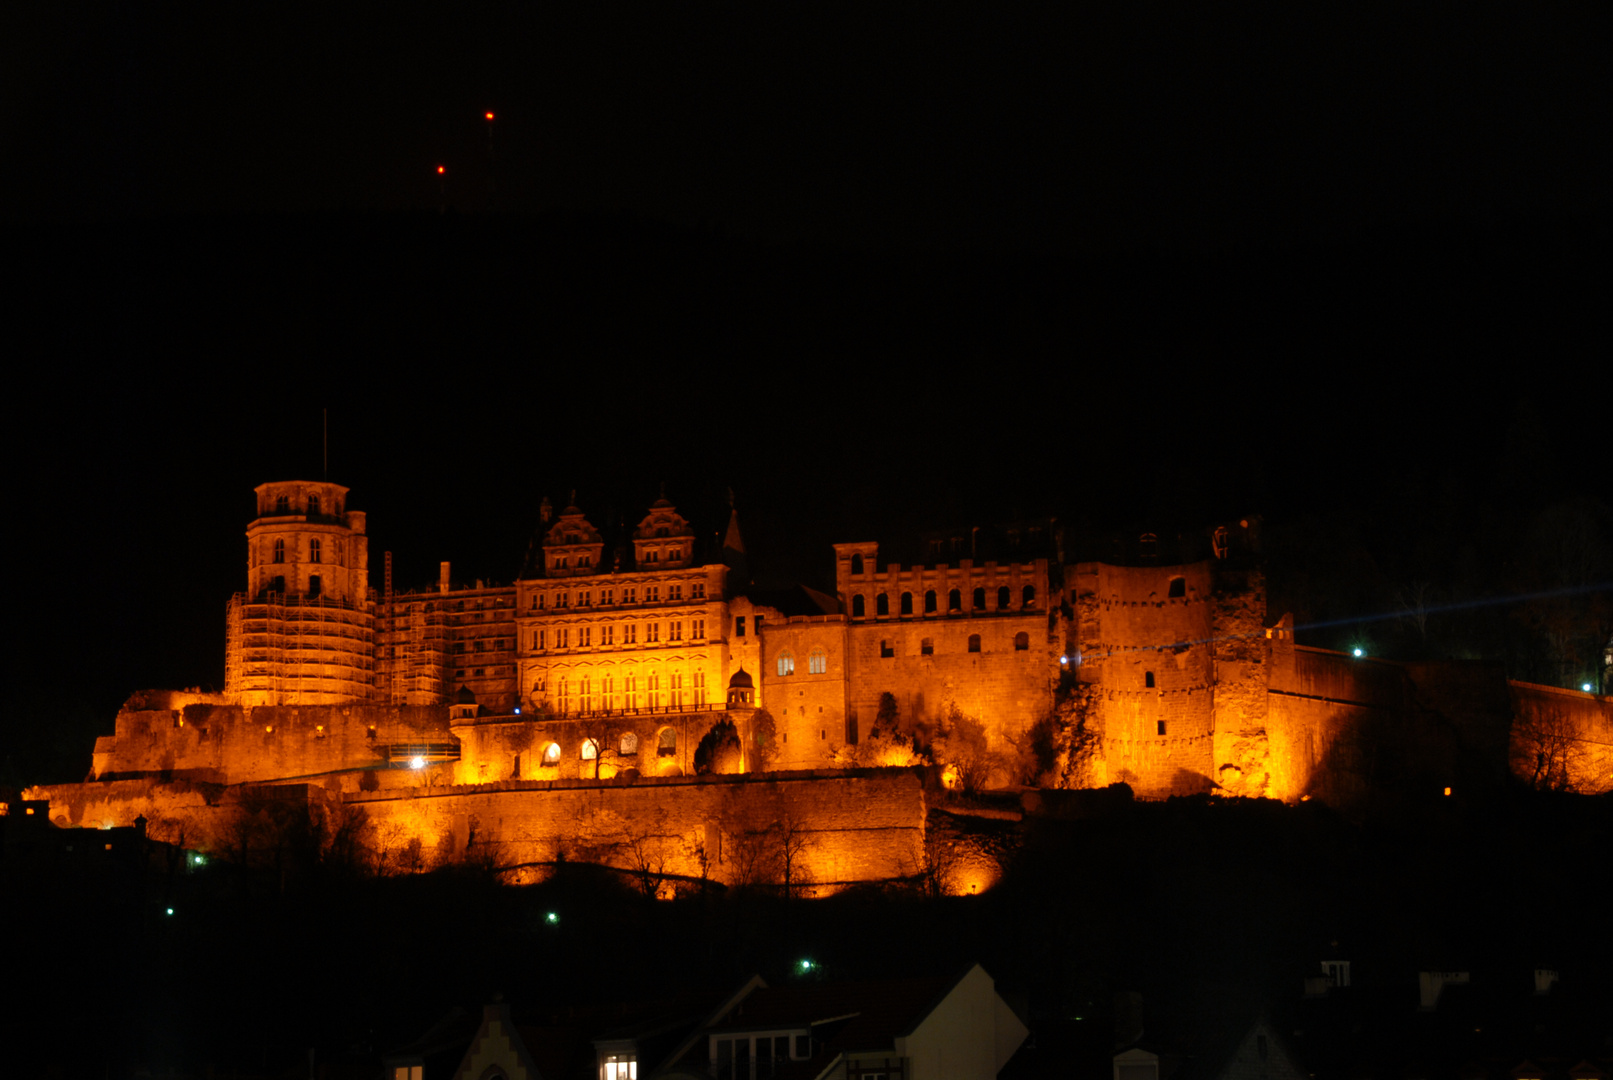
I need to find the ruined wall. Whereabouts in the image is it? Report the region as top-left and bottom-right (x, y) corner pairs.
(351, 768), (927, 892)
(1208, 566), (1271, 797)
(91, 699), (452, 785)
(1074, 562), (1218, 796)
(451, 711), (718, 783)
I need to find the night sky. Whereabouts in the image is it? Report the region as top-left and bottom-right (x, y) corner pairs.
(5, 0), (1608, 783)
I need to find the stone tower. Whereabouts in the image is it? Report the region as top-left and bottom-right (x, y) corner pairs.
(225, 481), (375, 705)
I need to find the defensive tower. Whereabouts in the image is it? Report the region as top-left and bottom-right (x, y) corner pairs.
(225, 481), (375, 705)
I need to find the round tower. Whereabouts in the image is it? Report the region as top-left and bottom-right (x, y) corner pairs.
(226, 481), (375, 705)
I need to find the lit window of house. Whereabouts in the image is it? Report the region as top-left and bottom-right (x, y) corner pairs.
(777, 652), (795, 676)
(809, 648), (827, 674)
(647, 622), (660, 642)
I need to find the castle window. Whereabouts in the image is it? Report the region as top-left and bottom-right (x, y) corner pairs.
(580, 590), (592, 606)
(579, 554), (591, 567)
(558, 628), (569, 648)
(580, 626), (592, 646)
(900, 592), (913, 615)
(669, 583), (683, 601)
(658, 728), (677, 756)
(646, 585), (660, 602)
(998, 586), (1010, 609)
(647, 622), (659, 643)
(846, 714), (859, 744)
(852, 595), (866, 618)
(557, 678), (571, 711)
(275, 495), (289, 513)
(648, 672), (662, 708)
(1140, 533), (1158, 559)
(603, 625), (615, 646)
(625, 675), (638, 710)
(474, 640), (485, 652)
(877, 593), (889, 616)
(968, 634), (981, 653)
(1022, 584), (1035, 607)
(270, 575), (284, 593)
(273, 539), (285, 564)
(308, 495), (320, 515)
(1168, 577), (1186, 598)
(948, 588), (961, 611)
(542, 742), (561, 766)
(535, 630), (545, 650)
(692, 619), (704, 639)
(920, 637), (934, 656)
(602, 587), (615, 605)
(558, 592), (570, 608)
(308, 575), (322, 598)
(1157, 720), (1166, 736)
(624, 623), (637, 644)
(532, 594), (541, 609)
(670, 672), (684, 708)
(736, 616), (746, 637)
(851, 553), (864, 575)
(973, 587), (985, 609)
(777, 651), (795, 676)
(670, 620), (683, 640)
(809, 648), (827, 674)
(691, 582), (705, 599)
(620, 732), (639, 756)
(1013, 631), (1029, 651)
(693, 670), (706, 703)
(880, 640), (894, 658)
(581, 737), (598, 760)
(1145, 671), (1155, 688)
(454, 642), (466, 654)
(624, 586), (637, 604)
(924, 590), (937, 613)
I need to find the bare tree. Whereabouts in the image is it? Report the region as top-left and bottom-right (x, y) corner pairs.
(1511, 705), (1597, 793)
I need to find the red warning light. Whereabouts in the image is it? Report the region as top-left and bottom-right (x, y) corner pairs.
(436, 165), (445, 175)
(485, 111), (495, 121)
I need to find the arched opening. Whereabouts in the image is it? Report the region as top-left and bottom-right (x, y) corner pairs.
(657, 728), (677, 757)
(968, 634), (981, 653)
(972, 587), (985, 610)
(1013, 631), (1029, 651)
(1022, 584), (1036, 607)
(852, 594), (866, 618)
(1168, 577), (1186, 598)
(581, 739), (599, 761)
(620, 732), (639, 756)
(924, 590), (937, 613)
(948, 589), (961, 611)
(877, 593), (890, 616)
(900, 592), (913, 615)
(1145, 671), (1155, 688)
(851, 553), (864, 575)
(541, 742), (561, 766)
(998, 586), (1011, 609)
(920, 637), (934, 656)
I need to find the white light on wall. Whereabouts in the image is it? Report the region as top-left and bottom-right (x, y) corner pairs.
(1583, 683), (1593, 692)
(410, 755), (426, 770)
(1352, 648), (1364, 658)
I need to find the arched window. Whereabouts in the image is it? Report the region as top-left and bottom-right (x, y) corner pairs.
(309, 538), (322, 564)
(920, 637), (934, 656)
(1168, 577), (1186, 598)
(581, 739), (598, 760)
(972, 587), (985, 610)
(777, 651), (795, 676)
(1145, 671), (1155, 688)
(900, 592), (913, 615)
(968, 634), (981, 653)
(948, 589), (961, 611)
(268, 538), (285, 565)
(657, 728), (676, 757)
(852, 594), (866, 618)
(1140, 533), (1158, 559)
(998, 586), (1010, 609)
(924, 590), (937, 613)
(1014, 631), (1029, 651)
(541, 742), (561, 765)
(1022, 584), (1035, 607)
(308, 495), (320, 516)
(275, 495), (289, 513)
(851, 554), (864, 575)
(877, 593), (890, 616)
(619, 732), (638, 756)
(809, 648), (827, 674)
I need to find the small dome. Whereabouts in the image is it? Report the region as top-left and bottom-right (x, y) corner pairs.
(728, 668), (753, 689)
(456, 685), (478, 705)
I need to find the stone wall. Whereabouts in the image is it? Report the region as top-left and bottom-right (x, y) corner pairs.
(761, 615), (851, 768)
(1508, 680), (1612, 793)
(351, 767), (927, 891)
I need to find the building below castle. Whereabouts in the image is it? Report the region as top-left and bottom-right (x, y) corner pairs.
(23, 481), (1611, 894)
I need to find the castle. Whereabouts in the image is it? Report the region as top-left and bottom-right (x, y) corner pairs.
(24, 480), (1610, 893)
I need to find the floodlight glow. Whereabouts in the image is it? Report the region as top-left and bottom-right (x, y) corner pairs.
(1583, 683), (1593, 692)
(166, 907), (175, 916)
(546, 912), (559, 924)
(1352, 648), (1364, 657)
(798, 959), (814, 972)
(410, 755), (426, 770)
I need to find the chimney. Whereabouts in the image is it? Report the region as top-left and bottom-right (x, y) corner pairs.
(440, 562), (451, 594)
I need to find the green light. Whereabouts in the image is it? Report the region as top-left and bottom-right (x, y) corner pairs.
(1352, 648), (1364, 658)
(798, 959), (814, 973)
(546, 912), (559, 925)
(165, 907), (175, 916)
